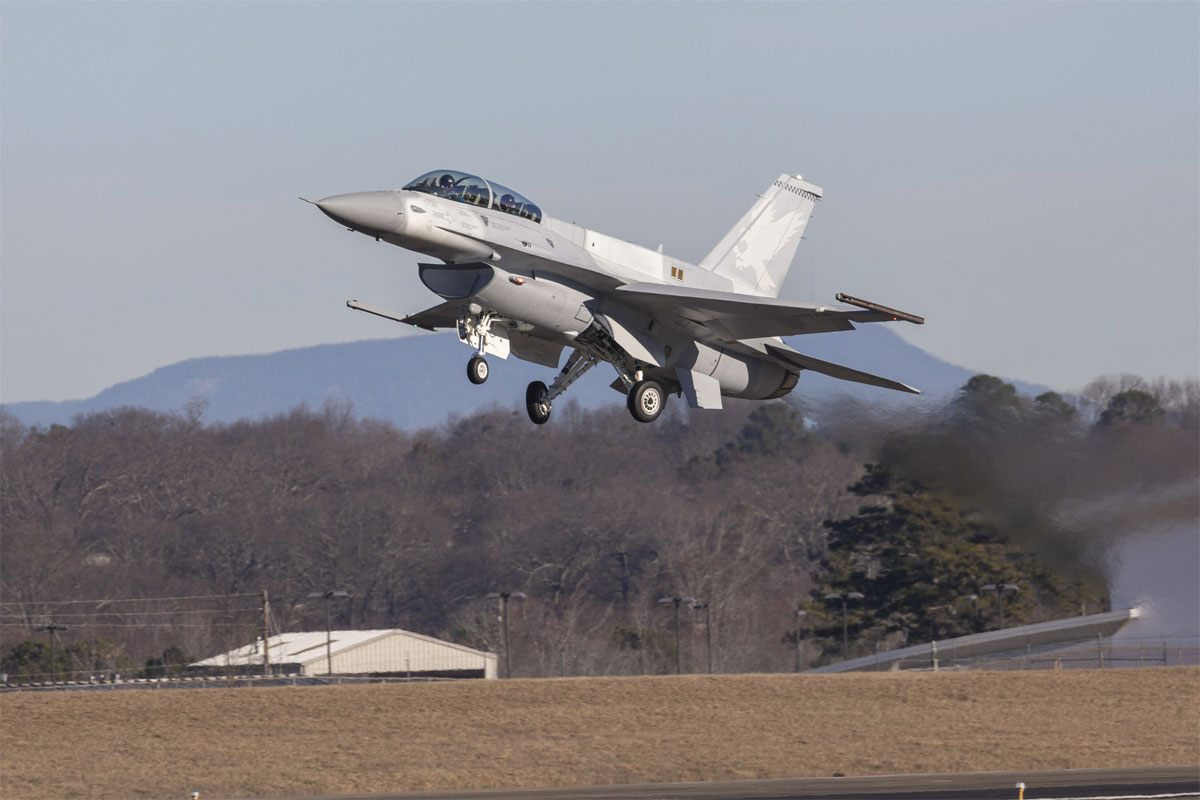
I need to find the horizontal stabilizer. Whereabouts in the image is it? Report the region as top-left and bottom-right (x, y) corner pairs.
(347, 299), (457, 331)
(765, 344), (921, 395)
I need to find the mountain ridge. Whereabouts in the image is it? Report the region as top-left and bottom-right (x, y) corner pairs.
(3, 327), (1048, 430)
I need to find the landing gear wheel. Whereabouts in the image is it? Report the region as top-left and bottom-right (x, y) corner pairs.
(628, 379), (666, 423)
(525, 381), (551, 425)
(467, 355), (489, 385)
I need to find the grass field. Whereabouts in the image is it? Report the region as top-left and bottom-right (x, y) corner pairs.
(1, 668), (1197, 799)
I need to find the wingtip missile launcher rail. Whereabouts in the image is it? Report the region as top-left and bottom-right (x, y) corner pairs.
(835, 293), (925, 325)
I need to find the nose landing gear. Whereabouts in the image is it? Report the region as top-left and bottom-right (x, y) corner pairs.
(467, 355), (489, 385)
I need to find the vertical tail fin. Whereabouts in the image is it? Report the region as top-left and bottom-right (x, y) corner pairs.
(699, 174), (822, 297)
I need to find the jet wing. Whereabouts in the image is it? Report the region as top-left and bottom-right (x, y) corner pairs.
(613, 283), (903, 341)
(763, 342), (921, 394)
(347, 299), (458, 331)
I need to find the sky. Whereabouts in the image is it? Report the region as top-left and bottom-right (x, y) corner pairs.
(2, 1), (1197, 404)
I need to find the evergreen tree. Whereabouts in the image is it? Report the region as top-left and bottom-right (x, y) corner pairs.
(811, 464), (1101, 663)
(1098, 389), (1165, 428)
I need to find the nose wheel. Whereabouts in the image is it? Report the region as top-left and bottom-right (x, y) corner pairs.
(467, 355), (489, 385)
(627, 379), (666, 423)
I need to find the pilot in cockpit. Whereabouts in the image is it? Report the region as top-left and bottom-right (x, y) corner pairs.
(438, 174), (456, 195)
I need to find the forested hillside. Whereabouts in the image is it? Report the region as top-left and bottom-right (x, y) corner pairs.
(1, 374), (1195, 680)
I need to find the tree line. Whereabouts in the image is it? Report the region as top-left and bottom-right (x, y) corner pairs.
(1, 373), (1195, 680)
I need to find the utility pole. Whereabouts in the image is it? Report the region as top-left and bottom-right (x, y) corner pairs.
(657, 597), (695, 674)
(37, 624), (69, 684)
(794, 609), (807, 673)
(692, 602), (712, 674)
(261, 590), (271, 678)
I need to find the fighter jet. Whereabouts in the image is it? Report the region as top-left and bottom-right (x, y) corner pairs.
(308, 169), (924, 424)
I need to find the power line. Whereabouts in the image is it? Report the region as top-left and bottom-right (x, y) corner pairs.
(0, 621), (261, 629)
(0, 592), (262, 606)
(0, 608), (259, 619)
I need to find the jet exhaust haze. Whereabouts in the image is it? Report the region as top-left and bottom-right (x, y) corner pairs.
(810, 376), (1199, 637)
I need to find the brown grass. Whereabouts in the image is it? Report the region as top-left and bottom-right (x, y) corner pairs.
(1, 668), (1197, 799)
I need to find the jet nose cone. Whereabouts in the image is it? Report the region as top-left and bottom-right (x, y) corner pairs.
(313, 191), (404, 236)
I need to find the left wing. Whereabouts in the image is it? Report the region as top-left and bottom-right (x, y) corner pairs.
(347, 299), (457, 330)
(613, 283), (915, 341)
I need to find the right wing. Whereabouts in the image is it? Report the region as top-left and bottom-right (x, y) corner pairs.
(762, 342), (921, 394)
(346, 298), (564, 368)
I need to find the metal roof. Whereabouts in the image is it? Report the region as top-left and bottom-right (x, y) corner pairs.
(191, 628), (492, 668)
(807, 607), (1143, 673)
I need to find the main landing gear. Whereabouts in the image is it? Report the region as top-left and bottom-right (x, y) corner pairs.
(524, 349), (597, 425)
(526, 381), (551, 424)
(627, 379), (666, 424)
(521, 352), (667, 425)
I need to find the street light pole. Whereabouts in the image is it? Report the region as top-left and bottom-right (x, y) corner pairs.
(692, 602), (711, 674)
(794, 609), (807, 673)
(486, 592), (526, 678)
(657, 597), (695, 674)
(824, 591), (864, 661)
(307, 589), (351, 676)
(981, 584), (1019, 629)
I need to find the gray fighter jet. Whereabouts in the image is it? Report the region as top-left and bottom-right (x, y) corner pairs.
(308, 169), (924, 424)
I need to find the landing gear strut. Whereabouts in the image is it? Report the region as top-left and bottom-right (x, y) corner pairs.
(467, 355), (489, 385)
(524, 349), (598, 425)
(627, 379), (666, 423)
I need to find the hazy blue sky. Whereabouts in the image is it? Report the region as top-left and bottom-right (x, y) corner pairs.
(2, 1), (1197, 404)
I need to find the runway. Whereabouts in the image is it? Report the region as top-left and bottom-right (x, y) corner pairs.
(281, 766), (1198, 800)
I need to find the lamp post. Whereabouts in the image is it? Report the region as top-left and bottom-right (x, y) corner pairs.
(794, 609), (808, 673)
(824, 591), (864, 661)
(485, 591), (526, 678)
(964, 593), (981, 632)
(981, 584), (1019, 629)
(307, 589), (351, 676)
(657, 596), (696, 674)
(37, 624), (69, 684)
(692, 602), (712, 674)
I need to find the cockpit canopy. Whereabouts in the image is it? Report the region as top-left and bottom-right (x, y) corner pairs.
(402, 170), (543, 224)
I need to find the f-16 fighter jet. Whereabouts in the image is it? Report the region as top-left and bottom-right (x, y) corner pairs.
(308, 169), (924, 424)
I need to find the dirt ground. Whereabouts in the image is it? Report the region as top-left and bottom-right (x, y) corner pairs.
(1, 668), (1197, 799)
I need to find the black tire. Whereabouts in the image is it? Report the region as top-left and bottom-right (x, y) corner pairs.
(628, 379), (665, 423)
(525, 381), (551, 425)
(467, 355), (489, 385)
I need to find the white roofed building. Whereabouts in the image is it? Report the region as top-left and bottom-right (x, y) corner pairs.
(192, 629), (497, 679)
